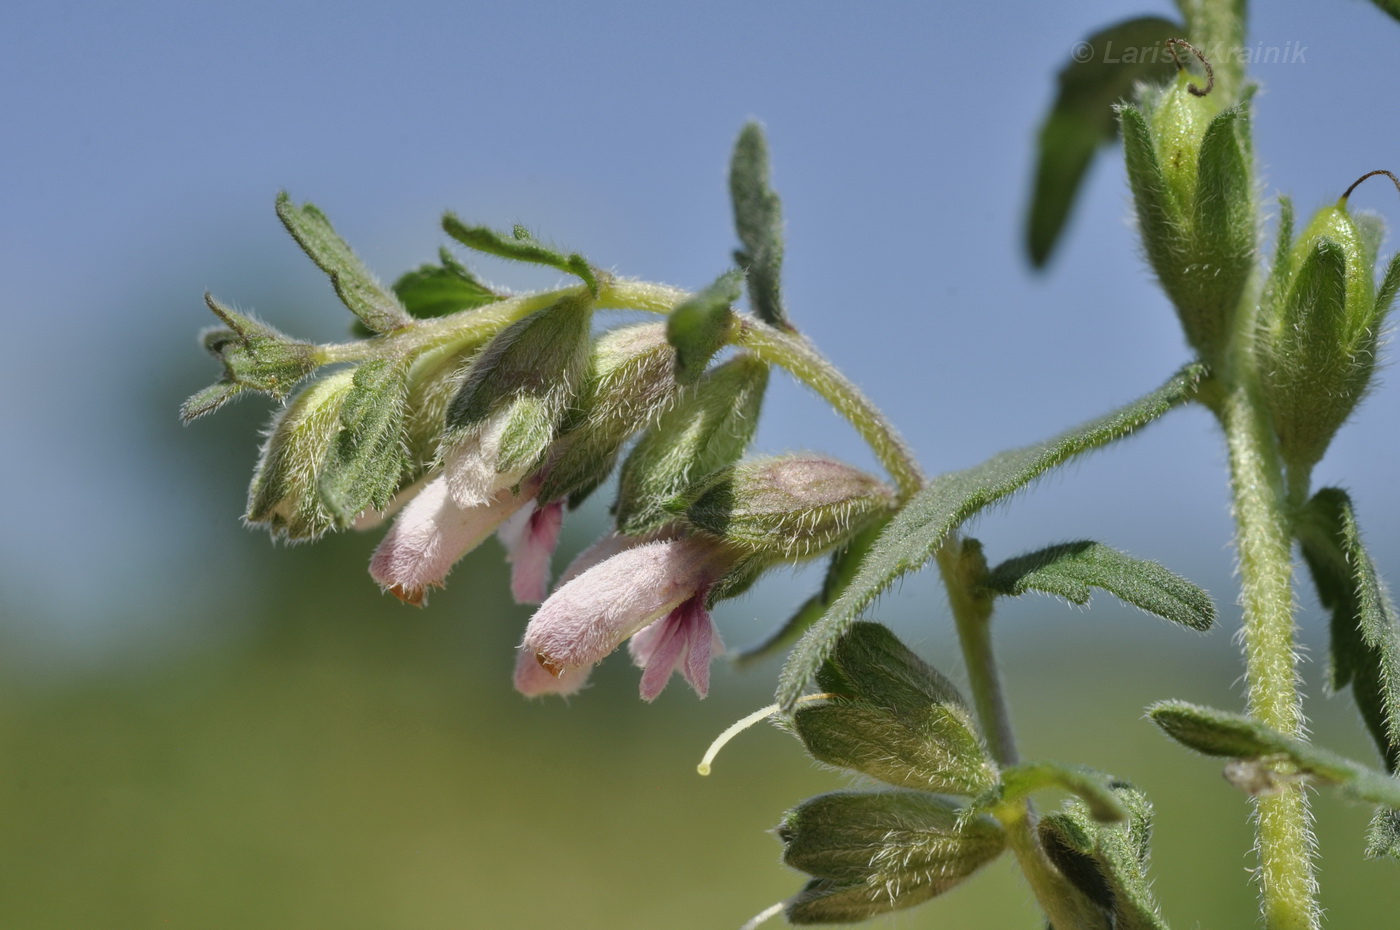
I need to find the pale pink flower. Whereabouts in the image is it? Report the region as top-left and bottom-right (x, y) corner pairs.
(443, 408), (527, 508)
(497, 500), (565, 604)
(629, 595), (725, 700)
(513, 645), (592, 697)
(369, 474), (534, 606)
(519, 536), (734, 699)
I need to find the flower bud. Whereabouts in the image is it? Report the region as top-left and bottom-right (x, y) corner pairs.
(440, 295), (594, 507)
(1257, 189), (1400, 470)
(1120, 47), (1254, 362)
(190, 293), (323, 410)
(795, 622), (997, 796)
(674, 455), (895, 560)
(537, 323), (681, 505)
(778, 791), (1005, 923)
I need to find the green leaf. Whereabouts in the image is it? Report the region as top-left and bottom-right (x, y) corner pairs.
(1026, 16), (1182, 267)
(734, 514), (891, 666)
(614, 354), (768, 535)
(1367, 808), (1400, 859)
(729, 122), (789, 330)
(666, 270), (742, 382)
(779, 791), (1005, 924)
(199, 293), (323, 399)
(1296, 487), (1400, 772)
(441, 215), (598, 296)
(319, 358), (412, 527)
(1148, 700), (1400, 807)
(1365, 0), (1400, 22)
(392, 247), (500, 319)
(984, 540), (1215, 631)
(180, 380), (246, 423)
(275, 192), (412, 334)
(988, 762), (1129, 824)
(1038, 782), (1171, 930)
(777, 363), (1205, 708)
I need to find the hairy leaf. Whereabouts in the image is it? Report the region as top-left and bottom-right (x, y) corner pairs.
(441, 215), (598, 295)
(666, 270), (742, 382)
(1297, 487), (1400, 772)
(319, 357), (412, 527)
(1026, 16), (1181, 267)
(777, 364), (1205, 707)
(984, 540), (1215, 631)
(729, 122), (789, 330)
(275, 193), (411, 333)
(392, 247), (500, 319)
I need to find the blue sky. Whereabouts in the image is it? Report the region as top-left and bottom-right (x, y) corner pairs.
(3, 0), (1399, 671)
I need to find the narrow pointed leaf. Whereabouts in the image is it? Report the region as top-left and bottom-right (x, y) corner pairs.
(1149, 700), (1400, 807)
(666, 270), (742, 382)
(442, 215), (598, 295)
(1026, 16), (1181, 266)
(984, 540), (1215, 631)
(275, 193), (411, 333)
(1038, 782), (1171, 930)
(181, 380), (246, 422)
(730, 122), (789, 330)
(1296, 487), (1400, 772)
(778, 364), (1205, 707)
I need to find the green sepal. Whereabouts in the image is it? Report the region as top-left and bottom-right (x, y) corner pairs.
(779, 791), (1005, 924)
(1025, 16), (1181, 267)
(734, 514), (891, 666)
(537, 323), (679, 505)
(318, 357), (412, 527)
(441, 215), (598, 296)
(614, 354), (768, 535)
(275, 192), (411, 334)
(777, 364), (1204, 708)
(983, 540), (1215, 631)
(1263, 196), (1295, 309)
(675, 455), (895, 560)
(198, 293), (323, 400)
(180, 380), (247, 422)
(1366, 808), (1400, 859)
(443, 295), (594, 439)
(1296, 488), (1400, 772)
(245, 370), (357, 541)
(1120, 104), (1182, 282)
(494, 395), (555, 473)
(792, 621), (997, 795)
(666, 270), (742, 382)
(392, 247), (501, 319)
(1148, 700), (1400, 807)
(1037, 782), (1171, 930)
(1188, 107), (1254, 335)
(729, 122), (790, 330)
(1377, 252), (1400, 318)
(980, 762), (1128, 824)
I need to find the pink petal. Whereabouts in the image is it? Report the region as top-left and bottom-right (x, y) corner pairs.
(633, 596), (722, 701)
(513, 646), (592, 698)
(351, 473), (432, 531)
(638, 616), (688, 702)
(368, 476), (530, 606)
(557, 528), (673, 587)
(507, 500), (565, 604)
(521, 536), (726, 674)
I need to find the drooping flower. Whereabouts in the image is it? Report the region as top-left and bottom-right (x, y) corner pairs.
(513, 644), (592, 698)
(369, 474), (537, 605)
(497, 499), (565, 604)
(519, 535), (736, 699)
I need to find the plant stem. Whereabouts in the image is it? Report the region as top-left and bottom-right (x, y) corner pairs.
(1217, 378), (1319, 930)
(936, 537), (1109, 930)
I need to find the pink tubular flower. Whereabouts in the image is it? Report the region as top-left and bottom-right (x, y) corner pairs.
(519, 536), (734, 699)
(369, 474), (535, 606)
(513, 644), (592, 698)
(497, 500), (565, 604)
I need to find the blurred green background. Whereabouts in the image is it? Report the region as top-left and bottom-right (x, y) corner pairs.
(5, 1), (1400, 927)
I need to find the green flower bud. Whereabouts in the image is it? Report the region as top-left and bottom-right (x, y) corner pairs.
(1121, 42), (1254, 362)
(796, 622), (997, 795)
(1256, 174), (1400, 471)
(246, 369), (357, 541)
(440, 295), (594, 507)
(538, 323), (681, 505)
(778, 791), (1005, 924)
(194, 293), (323, 403)
(614, 354), (769, 535)
(674, 455), (895, 560)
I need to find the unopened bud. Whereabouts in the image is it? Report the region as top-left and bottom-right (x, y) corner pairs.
(778, 791), (1005, 923)
(676, 455), (895, 559)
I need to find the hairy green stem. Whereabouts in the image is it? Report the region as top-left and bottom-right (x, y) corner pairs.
(1218, 378), (1319, 930)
